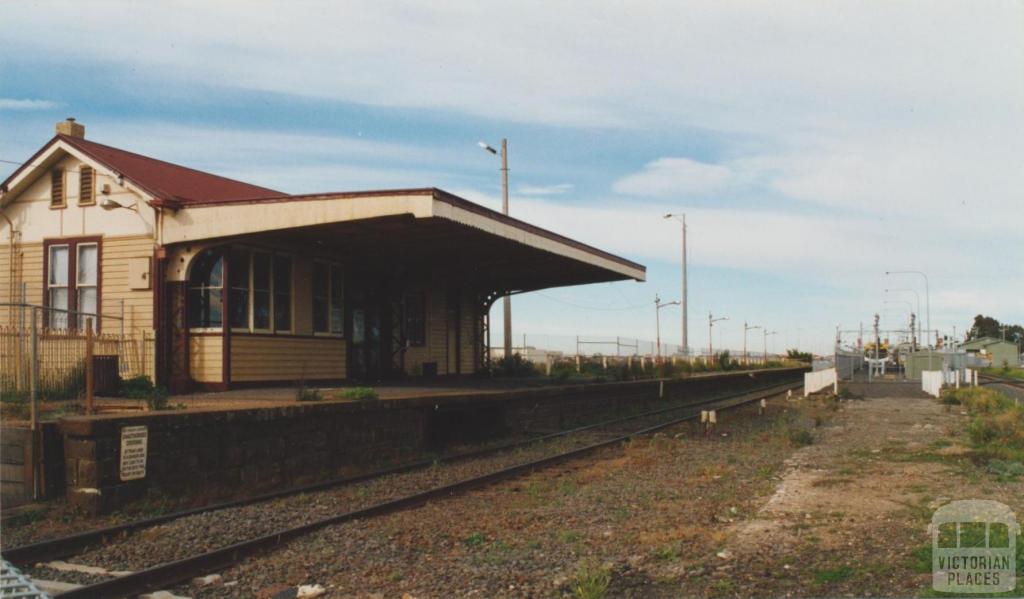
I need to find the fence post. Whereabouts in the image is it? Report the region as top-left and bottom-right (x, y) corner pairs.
(30, 308), (38, 427)
(29, 308), (39, 500)
(86, 317), (94, 415)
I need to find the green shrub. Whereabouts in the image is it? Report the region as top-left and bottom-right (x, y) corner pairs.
(338, 387), (378, 401)
(146, 385), (173, 411)
(120, 375), (155, 399)
(295, 385), (322, 402)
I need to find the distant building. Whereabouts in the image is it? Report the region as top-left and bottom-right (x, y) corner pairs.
(962, 337), (1021, 368)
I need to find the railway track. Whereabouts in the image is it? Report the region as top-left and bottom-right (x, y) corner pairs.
(5, 379), (804, 598)
(978, 373), (1024, 389)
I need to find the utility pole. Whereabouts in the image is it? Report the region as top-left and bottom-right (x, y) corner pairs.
(655, 295), (680, 361)
(500, 138), (511, 363)
(479, 138), (512, 362)
(664, 214), (688, 356)
(744, 321), (762, 366)
(708, 312), (728, 366)
(763, 329), (777, 366)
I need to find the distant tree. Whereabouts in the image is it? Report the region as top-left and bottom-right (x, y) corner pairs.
(786, 348), (813, 363)
(967, 315), (1024, 342)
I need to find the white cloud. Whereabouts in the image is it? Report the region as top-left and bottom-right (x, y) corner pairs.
(518, 183), (573, 196)
(0, 98), (61, 110)
(612, 158), (733, 197)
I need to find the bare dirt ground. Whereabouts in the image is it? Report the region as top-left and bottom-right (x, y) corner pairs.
(180, 384), (1024, 598)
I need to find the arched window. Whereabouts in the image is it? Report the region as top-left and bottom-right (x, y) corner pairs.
(187, 248), (223, 329)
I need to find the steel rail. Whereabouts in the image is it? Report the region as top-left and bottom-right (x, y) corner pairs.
(55, 380), (802, 599)
(978, 374), (1024, 389)
(3, 379), (798, 566)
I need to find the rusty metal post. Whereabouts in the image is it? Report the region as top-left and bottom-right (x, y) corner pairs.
(85, 316), (94, 415)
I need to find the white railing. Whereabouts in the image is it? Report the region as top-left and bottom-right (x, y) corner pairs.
(804, 367), (837, 396)
(922, 370), (944, 397)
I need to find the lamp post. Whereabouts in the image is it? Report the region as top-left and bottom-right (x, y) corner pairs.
(664, 214), (688, 356)
(655, 295), (680, 361)
(743, 322), (762, 366)
(480, 139), (512, 362)
(885, 288), (921, 347)
(886, 271), (931, 369)
(708, 312), (728, 366)
(764, 330), (778, 366)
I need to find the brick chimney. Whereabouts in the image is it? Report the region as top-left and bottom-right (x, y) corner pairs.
(56, 117), (85, 138)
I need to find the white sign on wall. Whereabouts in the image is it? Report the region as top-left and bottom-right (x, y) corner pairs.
(119, 425), (148, 481)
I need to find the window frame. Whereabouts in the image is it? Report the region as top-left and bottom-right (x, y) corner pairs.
(75, 242), (99, 331)
(186, 248), (225, 332)
(42, 236), (102, 331)
(272, 254), (293, 334)
(50, 168), (66, 209)
(312, 260), (344, 337)
(216, 246), (293, 335)
(78, 165), (96, 206)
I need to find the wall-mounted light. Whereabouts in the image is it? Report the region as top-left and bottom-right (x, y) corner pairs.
(101, 197), (138, 212)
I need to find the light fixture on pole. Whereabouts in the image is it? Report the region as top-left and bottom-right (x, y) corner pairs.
(885, 288), (921, 347)
(885, 271), (931, 369)
(664, 214), (688, 357)
(655, 295), (680, 361)
(708, 312), (728, 366)
(763, 330), (778, 366)
(480, 138), (512, 363)
(744, 322), (762, 367)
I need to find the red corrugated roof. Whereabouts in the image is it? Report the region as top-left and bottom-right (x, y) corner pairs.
(56, 135), (284, 204)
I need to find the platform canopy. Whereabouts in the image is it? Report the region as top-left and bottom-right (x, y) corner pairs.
(163, 188), (645, 294)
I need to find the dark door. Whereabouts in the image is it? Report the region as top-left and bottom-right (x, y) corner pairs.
(349, 286), (394, 382)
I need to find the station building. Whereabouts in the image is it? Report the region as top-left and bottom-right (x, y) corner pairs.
(0, 119), (645, 392)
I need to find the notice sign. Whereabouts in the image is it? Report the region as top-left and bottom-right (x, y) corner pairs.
(119, 425), (148, 481)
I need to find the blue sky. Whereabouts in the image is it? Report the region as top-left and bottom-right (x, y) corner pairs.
(2, 1), (1022, 356)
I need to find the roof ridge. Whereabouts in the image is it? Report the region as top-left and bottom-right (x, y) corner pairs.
(57, 134), (284, 197)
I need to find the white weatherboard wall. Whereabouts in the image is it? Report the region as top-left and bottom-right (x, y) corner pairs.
(804, 368), (838, 397)
(922, 371), (944, 398)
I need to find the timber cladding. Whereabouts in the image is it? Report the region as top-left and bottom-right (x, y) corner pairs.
(56, 368), (806, 514)
(231, 334), (346, 382)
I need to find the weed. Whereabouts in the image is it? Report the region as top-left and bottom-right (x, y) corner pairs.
(652, 542), (682, 561)
(3, 507), (48, 528)
(146, 385), (173, 411)
(986, 459), (1024, 481)
(572, 559), (611, 599)
(557, 530), (582, 544)
(464, 531), (486, 547)
(337, 387), (378, 401)
(813, 565), (855, 584)
(120, 375), (156, 399)
(295, 385), (322, 402)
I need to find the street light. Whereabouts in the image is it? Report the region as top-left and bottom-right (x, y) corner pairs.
(885, 272), (930, 347)
(655, 295), (680, 361)
(885, 288), (921, 346)
(743, 322), (762, 366)
(664, 214), (688, 356)
(763, 330), (778, 366)
(708, 312), (728, 366)
(886, 270), (932, 370)
(480, 138), (512, 362)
